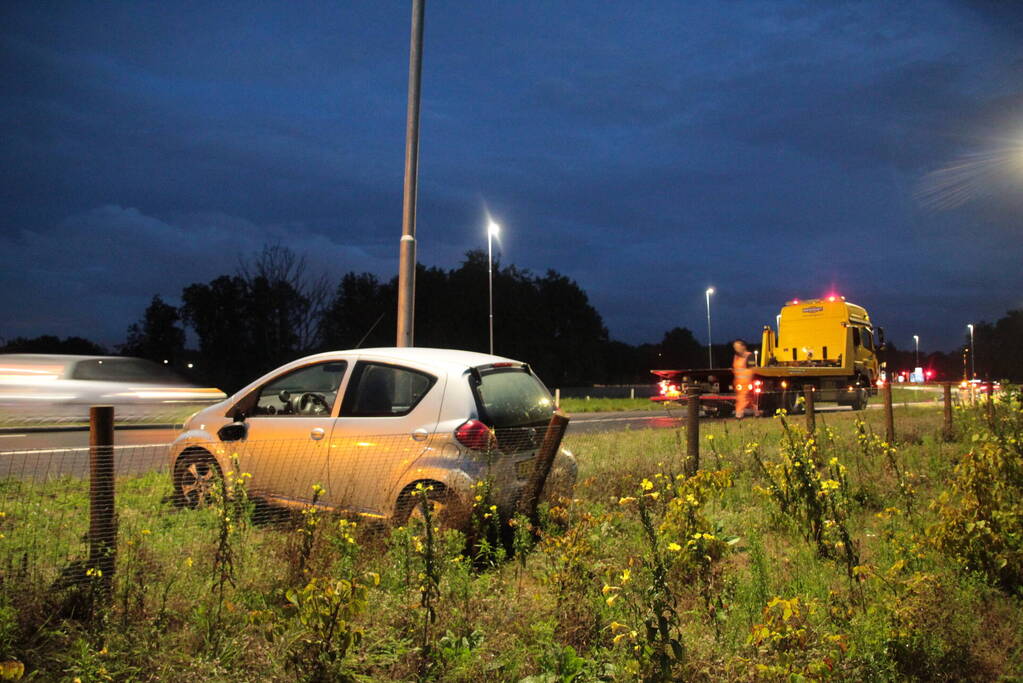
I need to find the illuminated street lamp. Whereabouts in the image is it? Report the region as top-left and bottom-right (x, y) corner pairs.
(487, 220), (500, 355)
(967, 323), (975, 378)
(913, 334), (919, 367)
(705, 287), (715, 368)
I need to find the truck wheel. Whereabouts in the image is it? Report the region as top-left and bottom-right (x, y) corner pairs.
(758, 394), (777, 417)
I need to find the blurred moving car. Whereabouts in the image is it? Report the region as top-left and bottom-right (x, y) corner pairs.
(0, 354), (226, 419)
(169, 347), (577, 529)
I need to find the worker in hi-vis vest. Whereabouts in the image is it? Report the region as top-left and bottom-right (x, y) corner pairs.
(732, 339), (754, 419)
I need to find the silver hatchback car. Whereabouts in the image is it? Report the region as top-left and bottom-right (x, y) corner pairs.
(168, 348), (577, 527)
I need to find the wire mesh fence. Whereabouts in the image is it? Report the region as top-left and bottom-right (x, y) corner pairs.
(0, 417), (572, 604)
(0, 385), (988, 622)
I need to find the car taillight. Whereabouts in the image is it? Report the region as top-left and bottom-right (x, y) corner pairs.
(455, 419), (493, 451)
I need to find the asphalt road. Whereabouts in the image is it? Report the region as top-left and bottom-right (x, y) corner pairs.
(0, 427), (177, 480)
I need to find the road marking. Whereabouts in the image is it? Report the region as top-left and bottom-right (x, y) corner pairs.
(573, 416), (676, 423)
(0, 434), (25, 438)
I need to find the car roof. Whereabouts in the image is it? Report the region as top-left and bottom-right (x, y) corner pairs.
(293, 347), (523, 373)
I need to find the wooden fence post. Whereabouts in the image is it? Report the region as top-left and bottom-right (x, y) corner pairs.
(803, 385), (815, 435)
(883, 382), (895, 445)
(942, 383), (954, 441)
(685, 387), (700, 477)
(520, 413), (571, 524)
(986, 384), (995, 426)
(89, 405), (116, 594)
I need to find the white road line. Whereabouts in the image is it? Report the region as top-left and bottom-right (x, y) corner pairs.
(573, 416), (673, 423)
(0, 434), (26, 438)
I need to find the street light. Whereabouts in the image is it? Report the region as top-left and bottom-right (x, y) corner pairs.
(705, 287), (715, 368)
(967, 323), (975, 378)
(487, 220), (500, 355)
(913, 334), (919, 367)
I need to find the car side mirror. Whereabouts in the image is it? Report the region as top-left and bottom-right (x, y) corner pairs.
(218, 413), (248, 442)
(876, 327), (886, 347)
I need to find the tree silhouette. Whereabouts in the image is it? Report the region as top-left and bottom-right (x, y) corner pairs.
(121, 295), (185, 363)
(0, 335), (106, 355)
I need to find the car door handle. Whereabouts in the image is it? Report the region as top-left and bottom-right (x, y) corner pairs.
(310, 427), (326, 441)
(411, 428), (429, 442)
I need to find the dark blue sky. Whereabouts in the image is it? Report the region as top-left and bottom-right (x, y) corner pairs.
(2, 1), (1022, 352)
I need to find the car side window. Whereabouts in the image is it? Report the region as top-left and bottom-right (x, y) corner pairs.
(862, 330), (873, 350)
(341, 362), (436, 417)
(250, 361), (348, 417)
(851, 328), (861, 347)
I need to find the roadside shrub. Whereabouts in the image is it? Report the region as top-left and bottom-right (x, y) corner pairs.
(733, 596), (848, 680)
(882, 570), (989, 680)
(928, 391), (1023, 593)
(607, 469), (732, 680)
(279, 572), (377, 682)
(751, 419), (861, 578)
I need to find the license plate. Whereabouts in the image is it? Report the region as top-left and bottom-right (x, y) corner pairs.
(515, 458), (535, 479)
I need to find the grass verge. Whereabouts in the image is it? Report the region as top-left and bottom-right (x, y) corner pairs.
(0, 397), (1021, 680)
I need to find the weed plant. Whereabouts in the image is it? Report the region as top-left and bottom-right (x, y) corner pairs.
(0, 402), (1020, 679)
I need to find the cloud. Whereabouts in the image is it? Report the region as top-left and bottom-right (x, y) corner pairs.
(0, 205), (396, 347)
(1, 1), (1022, 353)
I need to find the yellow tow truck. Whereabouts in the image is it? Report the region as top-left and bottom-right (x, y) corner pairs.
(651, 296), (884, 416)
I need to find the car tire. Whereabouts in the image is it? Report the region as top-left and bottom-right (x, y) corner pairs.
(173, 451), (222, 508)
(393, 483), (469, 530)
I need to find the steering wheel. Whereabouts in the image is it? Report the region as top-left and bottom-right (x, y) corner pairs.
(298, 392), (331, 415)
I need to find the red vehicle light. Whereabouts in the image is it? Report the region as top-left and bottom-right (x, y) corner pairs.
(455, 419), (493, 451)
(490, 362), (515, 367)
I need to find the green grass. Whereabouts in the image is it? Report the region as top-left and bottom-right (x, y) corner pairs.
(557, 386), (942, 415)
(558, 396), (661, 413)
(880, 386), (942, 404)
(1, 400), (1021, 680)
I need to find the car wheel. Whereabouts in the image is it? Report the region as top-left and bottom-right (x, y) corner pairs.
(173, 452), (222, 508)
(394, 484), (468, 530)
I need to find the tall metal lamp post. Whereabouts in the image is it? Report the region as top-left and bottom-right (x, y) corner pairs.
(487, 220), (500, 355)
(705, 287), (715, 368)
(967, 323), (975, 378)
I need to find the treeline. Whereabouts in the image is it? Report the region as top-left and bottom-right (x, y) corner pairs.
(10, 244), (1016, 390)
(881, 311), (1023, 382)
(0, 246), (708, 393)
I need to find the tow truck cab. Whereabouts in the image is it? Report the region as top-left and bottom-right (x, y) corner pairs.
(761, 297), (881, 383)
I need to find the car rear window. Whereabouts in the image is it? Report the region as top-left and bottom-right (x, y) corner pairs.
(475, 368), (554, 428)
(71, 358), (185, 383)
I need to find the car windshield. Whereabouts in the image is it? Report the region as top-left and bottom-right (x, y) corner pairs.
(476, 368), (554, 428)
(71, 358), (186, 384)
